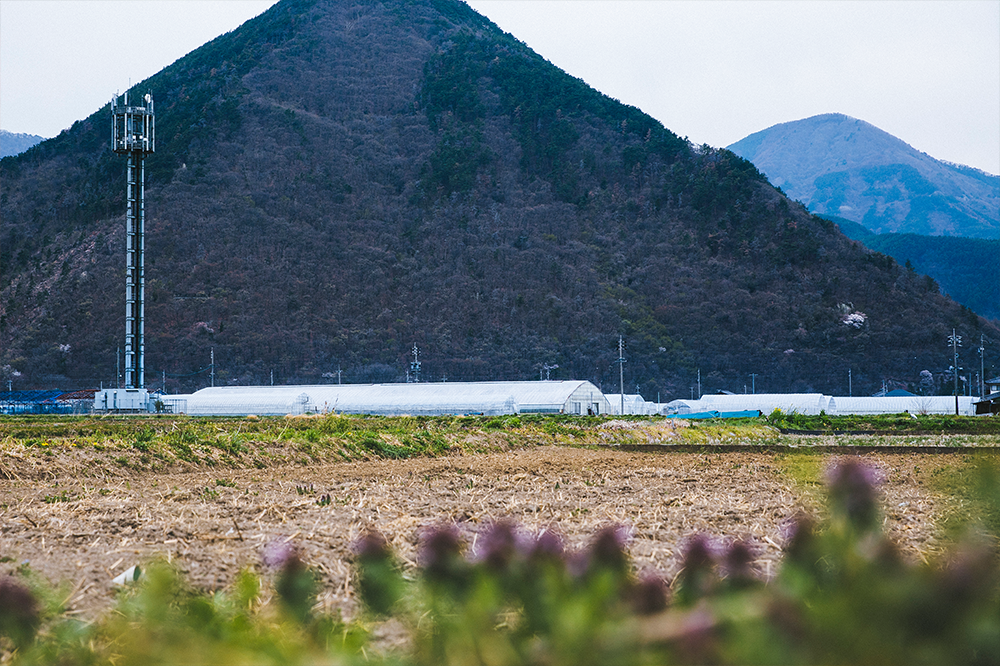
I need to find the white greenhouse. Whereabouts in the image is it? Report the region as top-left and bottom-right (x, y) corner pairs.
(697, 393), (832, 415)
(828, 396), (977, 416)
(162, 381), (611, 417)
(662, 393), (980, 416)
(604, 394), (651, 415)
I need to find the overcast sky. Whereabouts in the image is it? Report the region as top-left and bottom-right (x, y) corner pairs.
(2, 0), (997, 174)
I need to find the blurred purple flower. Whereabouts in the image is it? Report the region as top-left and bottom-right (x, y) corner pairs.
(419, 523), (463, 578)
(676, 534), (717, 604)
(782, 512), (815, 560)
(354, 529), (392, 560)
(722, 539), (755, 584)
(587, 524), (630, 574)
(263, 539), (300, 571)
(0, 576), (40, 647)
(631, 572), (669, 615)
(826, 458), (880, 528)
(681, 534), (715, 573)
(527, 529), (565, 562)
(476, 520), (519, 571)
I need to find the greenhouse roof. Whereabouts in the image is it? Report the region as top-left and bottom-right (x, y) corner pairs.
(167, 381), (606, 416)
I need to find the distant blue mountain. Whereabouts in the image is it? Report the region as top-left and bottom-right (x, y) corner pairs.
(1, 130), (46, 158)
(728, 114), (999, 239)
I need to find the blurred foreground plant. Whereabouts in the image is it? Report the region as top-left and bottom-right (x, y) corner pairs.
(3, 456), (998, 665)
(354, 456), (1000, 665)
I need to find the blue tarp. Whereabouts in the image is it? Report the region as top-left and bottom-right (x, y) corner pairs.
(664, 410), (761, 420)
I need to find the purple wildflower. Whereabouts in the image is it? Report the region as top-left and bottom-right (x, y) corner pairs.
(826, 458), (880, 529)
(587, 525), (630, 574)
(419, 523), (463, 580)
(262, 539), (300, 570)
(631, 572), (669, 615)
(0, 576), (40, 648)
(477, 520), (518, 571)
(354, 529), (403, 616)
(675, 534), (717, 604)
(263, 539), (315, 623)
(681, 534), (715, 573)
(353, 529), (393, 562)
(782, 511), (816, 560)
(722, 539), (755, 585)
(528, 529), (565, 563)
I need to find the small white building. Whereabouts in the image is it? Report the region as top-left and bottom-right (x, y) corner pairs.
(93, 388), (151, 412)
(163, 380), (611, 417)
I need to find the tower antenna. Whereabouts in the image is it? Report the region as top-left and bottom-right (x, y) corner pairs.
(112, 91), (154, 389)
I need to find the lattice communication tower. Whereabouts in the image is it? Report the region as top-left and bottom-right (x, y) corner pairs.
(112, 92), (154, 389)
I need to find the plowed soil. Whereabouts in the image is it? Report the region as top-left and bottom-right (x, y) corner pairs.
(0, 445), (965, 619)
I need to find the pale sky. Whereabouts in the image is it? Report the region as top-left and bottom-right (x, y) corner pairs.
(2, 0), (998, 174)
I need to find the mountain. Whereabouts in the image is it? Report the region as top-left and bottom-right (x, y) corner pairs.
(827, 216), (999, 320)
(2, 0), (997, 399)
(727, 113), (1000, 239)
(0, 130), (46, 158)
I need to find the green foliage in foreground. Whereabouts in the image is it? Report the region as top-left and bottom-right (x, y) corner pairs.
(3, 456), (999, 665)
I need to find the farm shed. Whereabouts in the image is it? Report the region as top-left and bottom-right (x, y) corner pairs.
(1, 389), (96, 415)
(829, 396), (978, 416)
(165, 381), (611, 417)
(976, 377), (1000, 415)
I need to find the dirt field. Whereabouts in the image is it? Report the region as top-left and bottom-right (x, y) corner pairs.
(0, 444), (967, 620)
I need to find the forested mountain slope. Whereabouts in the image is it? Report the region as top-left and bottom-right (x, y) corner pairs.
(2, 0), (997, 398)
(832, 218), (999, 321)
(728, 113), (1000, 239)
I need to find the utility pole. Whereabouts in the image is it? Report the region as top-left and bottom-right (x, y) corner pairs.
(848, 368), (852, 397)
(337, 366), (342, 385)
(211, 348), (215, 388)
(116, 347), (121, 389)
(980, 335), (986, 398)
(697, 368), (701, 399)
(270, 369), (274, 386)
(749, 373), (758, 395)
(617, 336), (626, 415)
(949, 329), (961, 415)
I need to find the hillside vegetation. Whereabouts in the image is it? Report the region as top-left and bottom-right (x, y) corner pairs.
(830, 218), (999, 320)
(2, 0), (998, 400)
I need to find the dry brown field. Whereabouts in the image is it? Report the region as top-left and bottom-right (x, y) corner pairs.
(1, 437), (970, 621)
